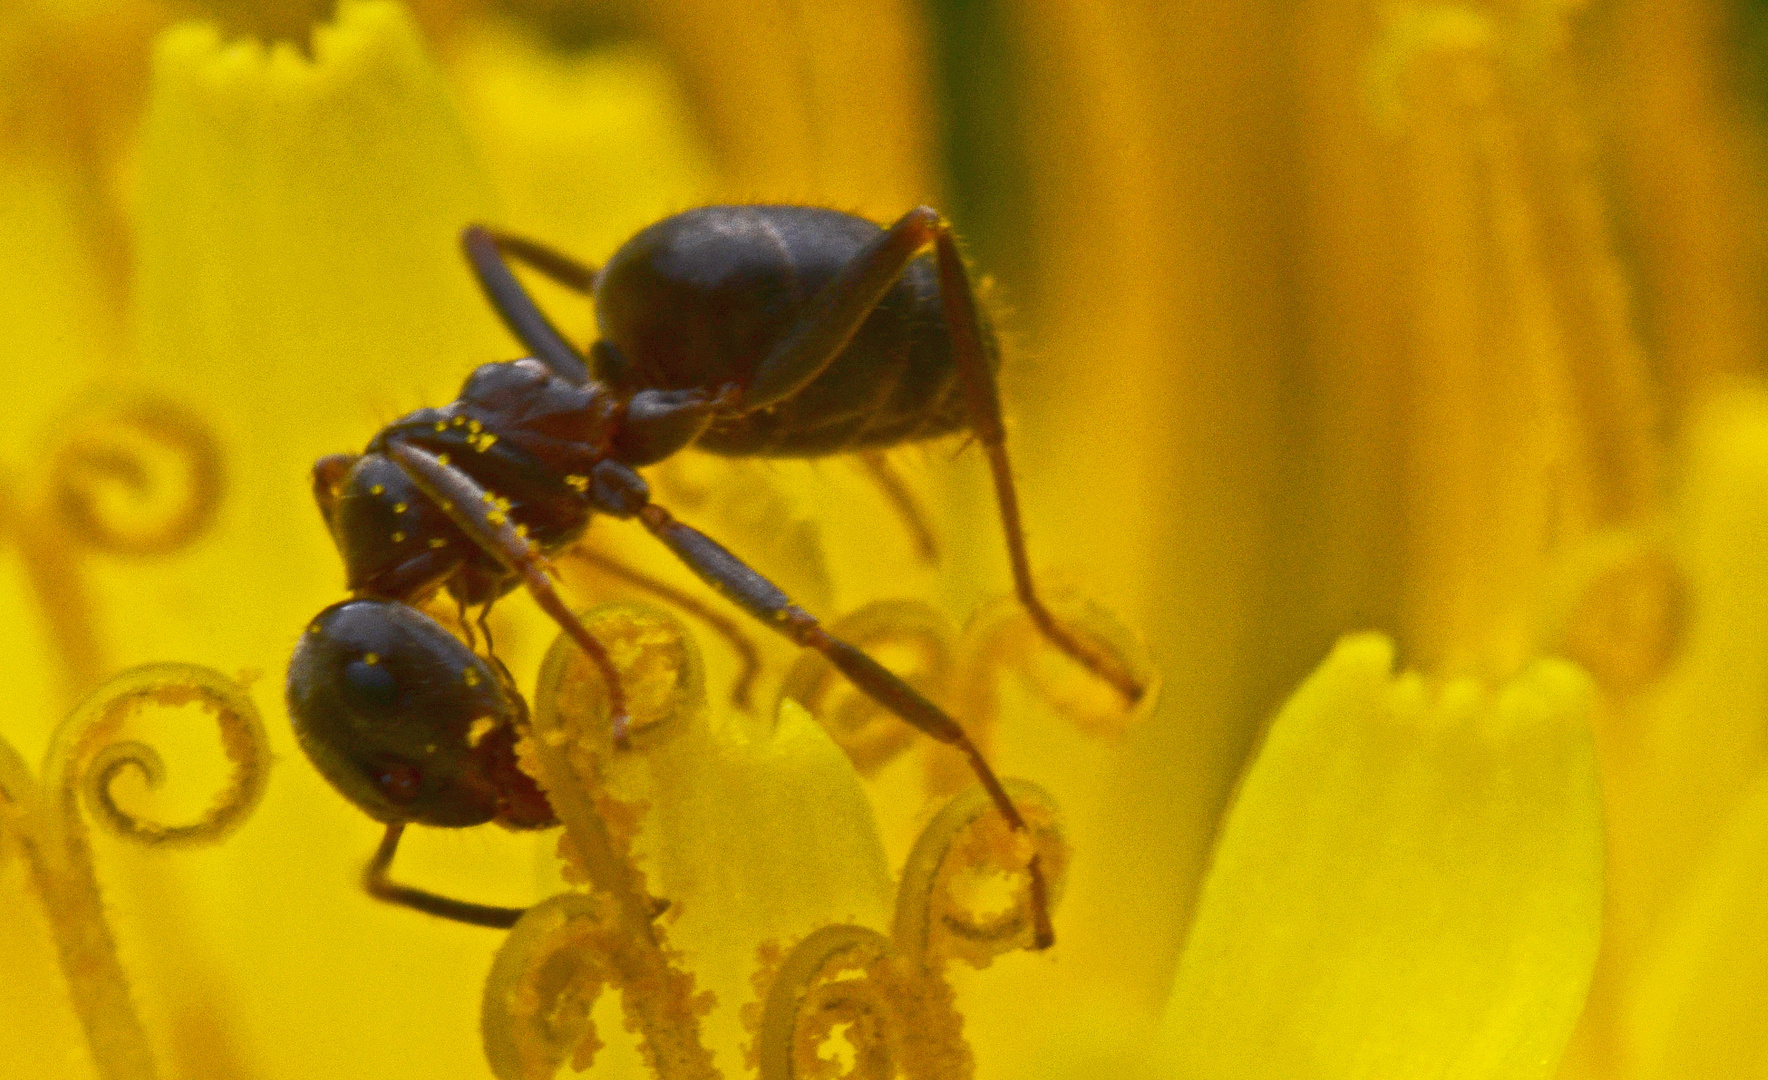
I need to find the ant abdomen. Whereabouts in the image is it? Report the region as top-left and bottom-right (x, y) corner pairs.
(593, 205), (995, 457)
(287, 599), (555, 831)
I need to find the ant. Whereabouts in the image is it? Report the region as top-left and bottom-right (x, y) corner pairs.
(286, 205), (1145, 950)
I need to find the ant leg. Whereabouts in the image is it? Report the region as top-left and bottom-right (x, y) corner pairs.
(634, 499), (1054, 949)
(365, 822), (525, 929)
(477, 229), (597, 294)
(744, 207), (951, 411)
(924, 220), (1146, 706)
(565, 545), (764, 711)
(737, 208), (1142, 704)
(855, 450), (939, 566)
(386, 442), (636, 744)
(476, 599), (498, 657)
(460, 225), (593, 384)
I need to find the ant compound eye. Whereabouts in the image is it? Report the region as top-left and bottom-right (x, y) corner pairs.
(287, 599), (542, 829)
(344, 658), (400, 710)
(374, 761), (425, 803)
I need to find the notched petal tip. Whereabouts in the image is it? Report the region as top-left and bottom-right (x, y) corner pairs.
(1159, 633), (1601, 1080)
(136, 0), (499, 402)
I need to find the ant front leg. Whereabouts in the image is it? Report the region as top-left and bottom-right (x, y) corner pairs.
(461, 225), (596, 384)
(365, 822), (525, 929)
(630, 496), (1055, 950)
(386, 442), (636, 743)
(745, 207), (1145, 706)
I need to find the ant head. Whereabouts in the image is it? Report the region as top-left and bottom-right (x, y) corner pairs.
(287, 599), (555, 831)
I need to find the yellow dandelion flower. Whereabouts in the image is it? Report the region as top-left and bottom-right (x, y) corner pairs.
(3, 1), (1765, 1079)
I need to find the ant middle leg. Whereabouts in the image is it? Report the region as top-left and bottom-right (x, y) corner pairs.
(923, 218), (1146, 706)
(563, 544), (765, 711)
(855, 450), (940, 566)
(633, 499), (1054, 949)
(475, 228), (597, 293)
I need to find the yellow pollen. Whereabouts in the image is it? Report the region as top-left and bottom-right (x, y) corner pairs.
(471, 432), (498, 452)
(428, 537), (447, 549)
(454, 416), (466, 427)
(436, 453), (450, 466)
(466, 716), (496, 746)
(481, 492), (496, 503)
(514, 524), (528, 538)
(364, 653), (379, 665)
(463, 668), (481, 688)
(486, 510), (507, 526)
(565, 474), (589, 493)
(393, 502), (407, 513)
(468, 419), (482, 433)
(391, 531), (406, 543)
(433, 420), (447, 432)
(369, 484), (385, 496)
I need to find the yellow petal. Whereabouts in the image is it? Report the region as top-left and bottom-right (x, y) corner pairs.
(127, 0), (508, 685)
(637, 696), (893, 946)
(641, 0), (939, 213)
(1621, 764), (1768, 1078)
(448, 25), (712, 256)
(645, 700), (893, 1075)
(1158, 633), (1602, 1078)
(103, 6), (525, 1077)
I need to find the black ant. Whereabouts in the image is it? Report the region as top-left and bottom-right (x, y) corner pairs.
(286, 205), (1145, 950)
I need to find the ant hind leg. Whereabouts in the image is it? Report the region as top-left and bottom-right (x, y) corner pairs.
(737, 206), (1143, 705)
(924, 217), (1147, 707)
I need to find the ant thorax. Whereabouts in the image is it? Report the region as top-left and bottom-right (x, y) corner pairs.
(321, 358), (617, 604)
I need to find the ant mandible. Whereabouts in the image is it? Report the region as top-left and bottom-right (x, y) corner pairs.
(286, 205), (1146, 951)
